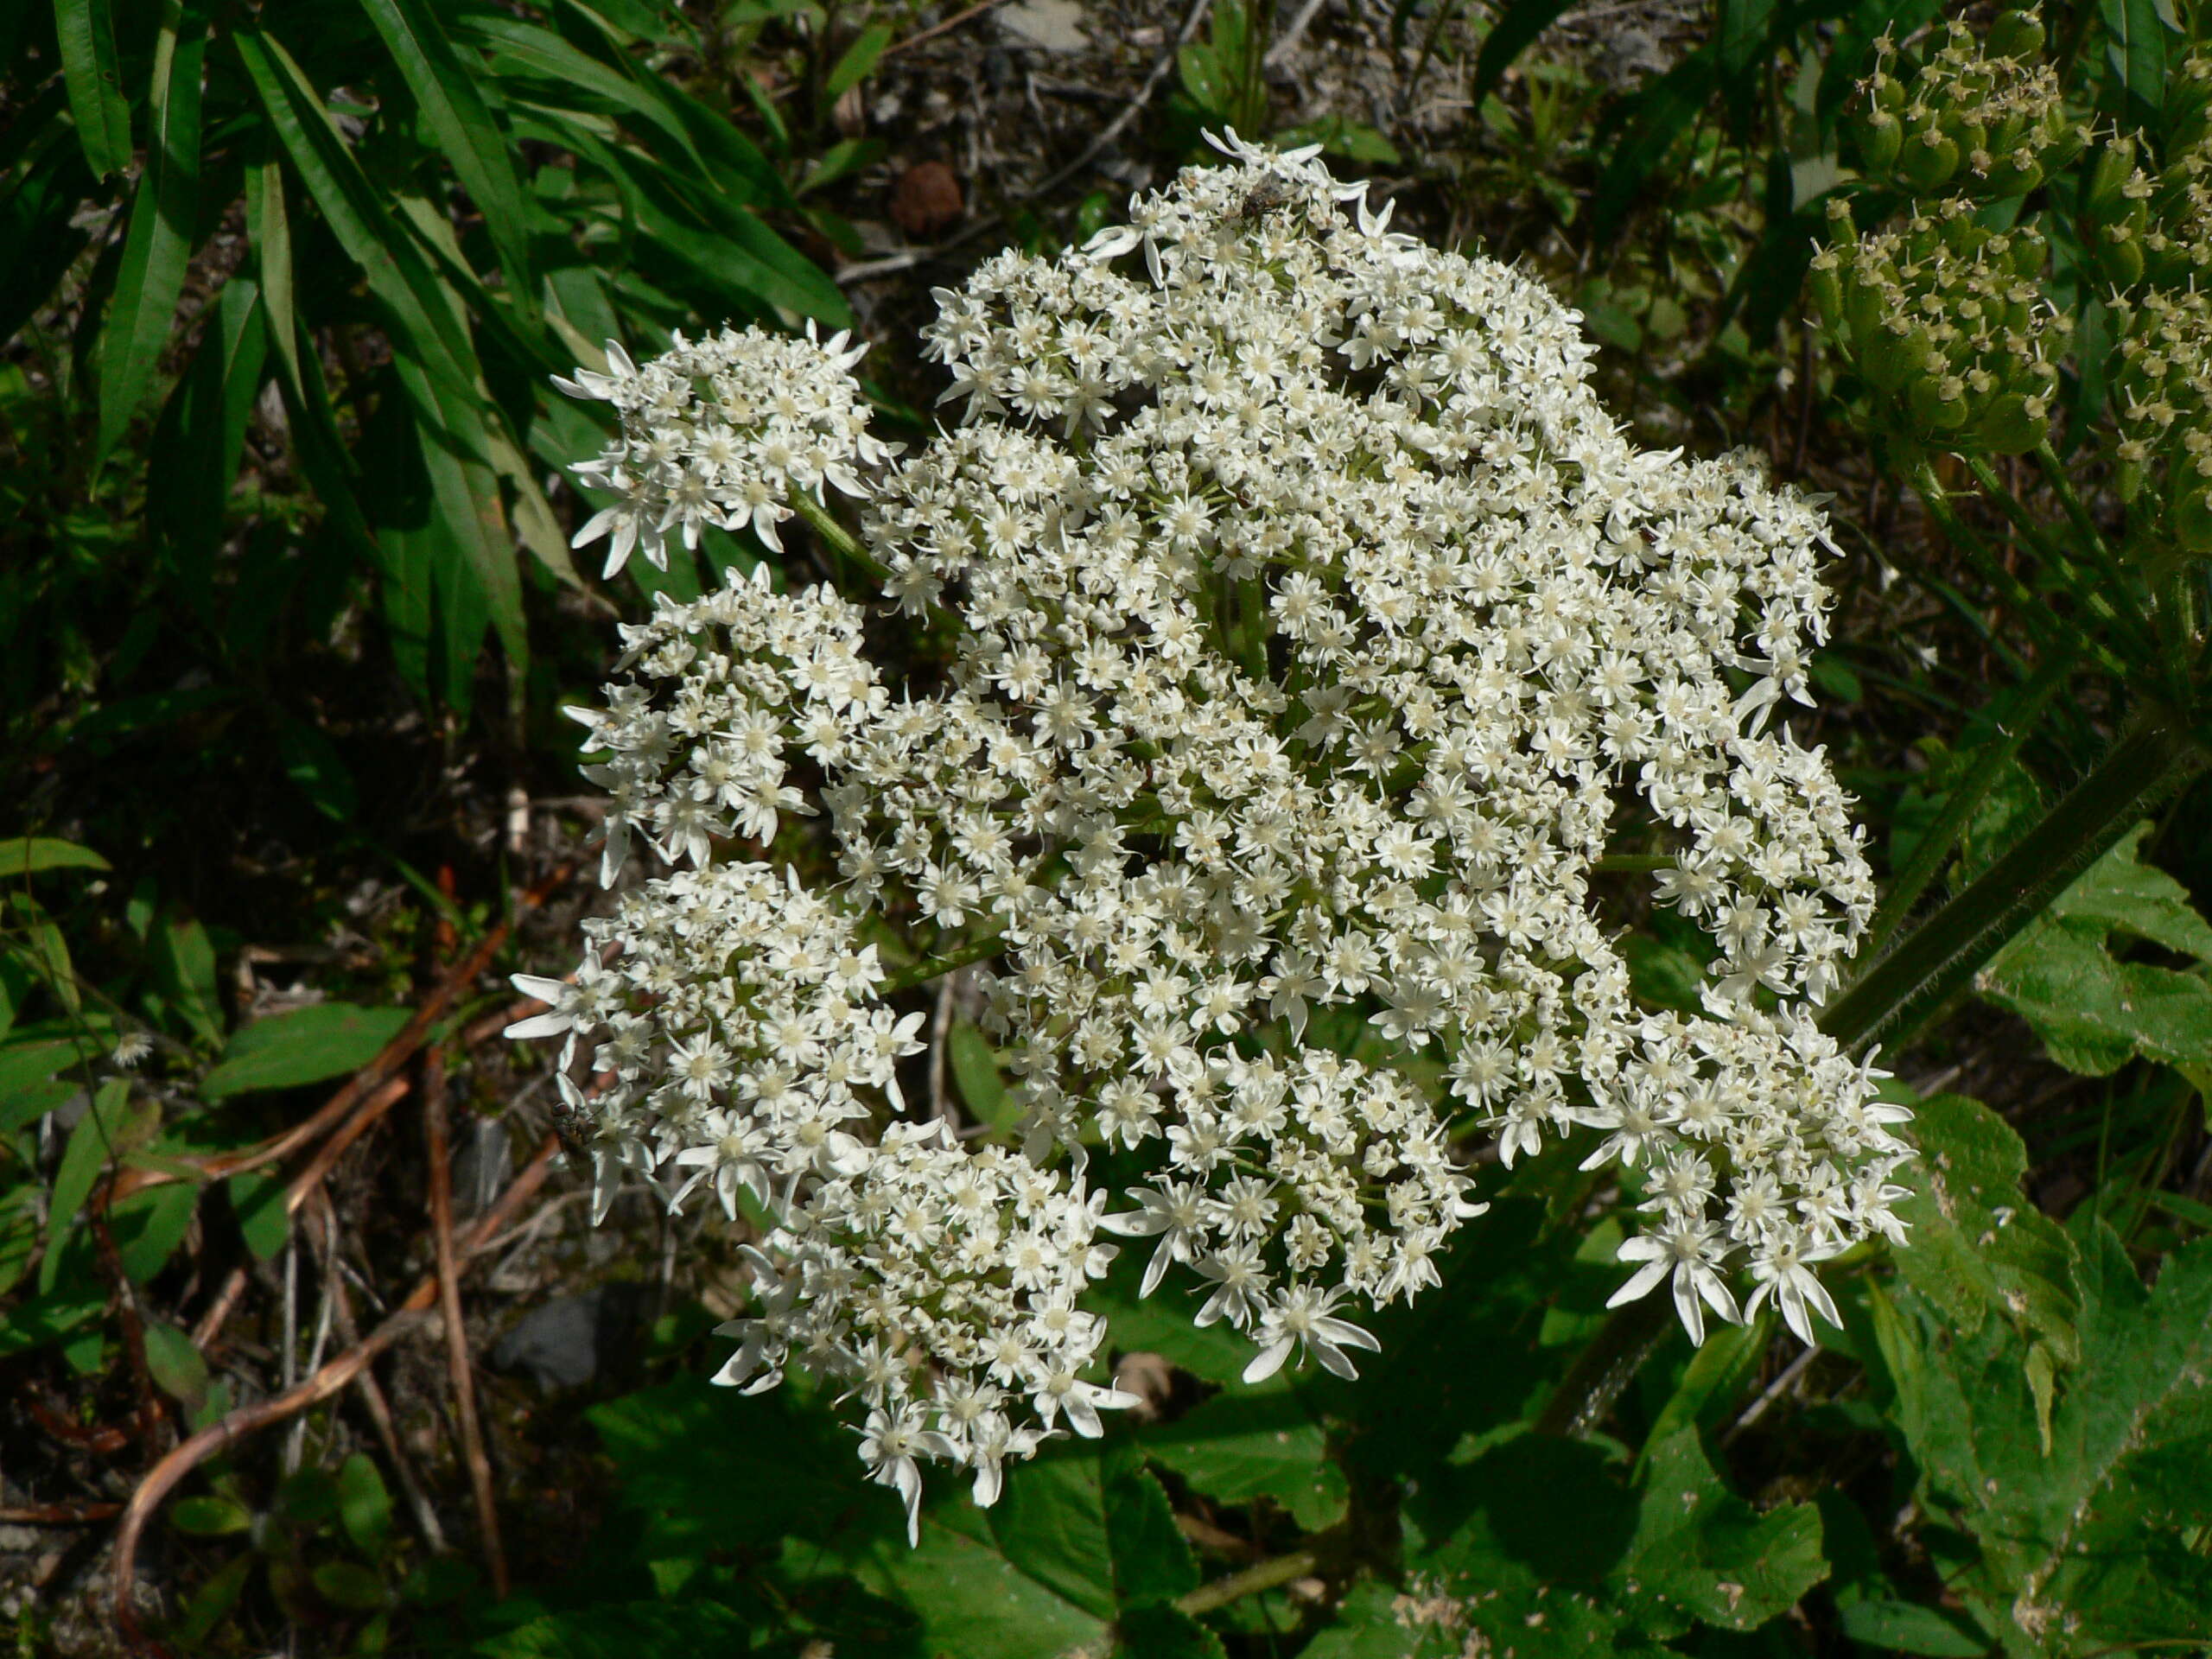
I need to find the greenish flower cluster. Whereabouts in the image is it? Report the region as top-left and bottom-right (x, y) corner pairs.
(1812, 197), (2064, 454)
(1847, 13), (2080, 199)
(1815, 11), (2079, 456)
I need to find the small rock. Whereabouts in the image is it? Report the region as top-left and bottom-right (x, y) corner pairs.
(491, 1285), (645, 1391)
(892, 162), (965, 239)
(998, 0), (1088, 53)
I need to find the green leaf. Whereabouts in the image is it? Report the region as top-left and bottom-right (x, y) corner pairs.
(0, 1035), (105, 1133)
(0, 1289), (105, 1359)
(170, 1496), (253, 1536)
(228, 1167), (291, 1260)
(1140, 1377), (1348, 1530)
(1889, 1094), (2080, 1359)
(149, 912), (223, 1047)
(95, 0), (207, 465)
(111, 1180), (197, 1281)
(1839, 1597), (1994, 1656)
(312, 1560), (387, 1611)
(948, 1022), (1016, 1132)
(1114, 1602), (1226, 1659)
(0, 838), (110, 877)
(337, 1452), (395, 1560)
(200, 1002), (410, 1099)
(43, 1079), (141, 1293)
(474, 1602), (753, 1656)
(1467, 0), (1577, 111)
(1591, 49), (1718, 246)
(0, 1191), (41, 1297)
(1881, 1228), (2212, 1653)
(2101, 0), (2174, 135)
(357, 0), (539, 314)
(862, 1497), (1109, 1659)
(1618, 1427), (1827, 1635)
(142, 1317), (210, 1408)
(54, 0), (134, 179)
(824, 19), (893, 99)
(1980, 823), (2212, 1075)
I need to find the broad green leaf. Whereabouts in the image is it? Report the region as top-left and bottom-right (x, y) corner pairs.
(0, 1036), (105, 1132)
(149, 912), (224, 1046)
(1618, 1428), (1827, 1636)
(1980, 823), (2212, 1075)
(1114, 1602), (1226, 1659)
(54, 0), (134, 179)
(856, 1498), (1109, 1659)
(1881, 1228), (2212, 1654)
(227, 1168), (291, 1260)
(313, 1561), (386, 1611)
(337, 1452), (395, 1560)
(141, 1317), (210, 1408)
(1889, 1094), (2079, 1362)
(96, 0), (207, 464)
(1839, 1596), (1993, 1656)
(0, 1289), (105, 1359)
(474, 1602), (753, 1656)
(1140, 1377), (1347, 1530)
(948, 1022), (1015, 1131)
(358, 0), (539, 313)
(111, 1180), (197, 1281)
(170, 1496), (253, 1536)
(0, 838), (109, 877)
(200, 1002), (410, 1098)
(589, 1374), (880, 1555)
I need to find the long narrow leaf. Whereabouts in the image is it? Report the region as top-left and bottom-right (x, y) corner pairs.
(54, 0), (133, 179)
(1466, 0), (1577, 111)
(2101, 0), (2174, 135)
(357, 0), (541, 315)
(0, 133), (94, 350)
(233, 26), (484, 425)
(147, 276), (269, 617)
(94, 0), (206, 466)
(244, 137), (301, 395)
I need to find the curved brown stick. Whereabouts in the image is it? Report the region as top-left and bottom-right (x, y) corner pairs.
(105, 860), (576, 1208)
(424, 1051), (507, 1597)
(111, 1133), (561, 1654)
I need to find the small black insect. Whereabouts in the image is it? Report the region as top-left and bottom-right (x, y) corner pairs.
(1233, 175), (1297, 221)
(550, 1093), (594, 1162)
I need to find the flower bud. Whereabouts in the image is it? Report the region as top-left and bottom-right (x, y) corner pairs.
(1985, 9), (2045, 61)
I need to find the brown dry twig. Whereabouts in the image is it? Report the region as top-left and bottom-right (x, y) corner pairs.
(111, 1132), (563, 1656)
(101, 858), (576, 1210)
(423, 1048), (508, 1598)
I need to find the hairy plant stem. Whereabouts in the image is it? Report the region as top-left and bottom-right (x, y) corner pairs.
(1533, 1291), (1674, 1439)
(1174, 1539), (1329, 1617)
(789, 488), (884, 582)
(1818, 708), (2208, 1056)
(1910, 462), (2139, 682)
(1860, 647), (2078, 959)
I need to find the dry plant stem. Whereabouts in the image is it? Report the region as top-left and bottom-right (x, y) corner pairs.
(424, 1049), (508, 1598)
(0, 1503), (123, 1524)
(90, 1210), (168, 1458)
(105, 859), (575, 1208)
(321, 1203), (448, 1554)
(111, 1133), (562, 1654)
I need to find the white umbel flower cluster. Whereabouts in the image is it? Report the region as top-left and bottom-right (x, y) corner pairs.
(519, 132), (1910, 1538)
(557, 321), (894, 577)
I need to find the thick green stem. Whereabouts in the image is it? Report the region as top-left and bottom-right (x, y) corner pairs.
(1174, 1541), (1328, 1617)
(1860, 650), (2078, 959)
(789, 489), (883, 582)
(1958, 455), (2155, 662)
(881, 931), (1007, 996)
(1819, 709), (2207, 1055)
(1912, 463), (2137, 682)
(1533, 1293), (1675, 1439)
